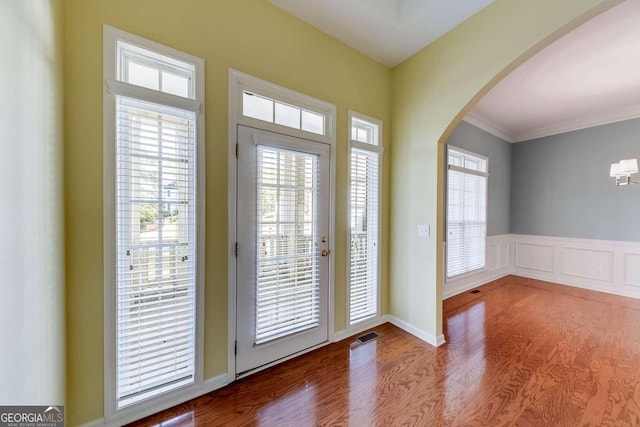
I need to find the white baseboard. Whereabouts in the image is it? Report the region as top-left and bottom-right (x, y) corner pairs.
(336, 314), (446, 349)
(508, 269), (640, 300)
(444, 270), (510, 299)
(444, 234), (640, 302)
(387, 315), (446, 347)
(333, 315), (390, 342)
(78, 374), (228, 427)
(444, 234), (512, 299)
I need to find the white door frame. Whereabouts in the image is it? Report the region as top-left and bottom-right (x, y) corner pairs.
(227, 69), (336, 381)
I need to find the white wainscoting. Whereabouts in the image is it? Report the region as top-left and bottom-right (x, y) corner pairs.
(511, 234), (640, 299)
(444, 234), (511, 299)
(515, 241), (554, 273)
(444, 234), (640, 300)
(442, 234), (640, 298)
(624, 253), (640, 287)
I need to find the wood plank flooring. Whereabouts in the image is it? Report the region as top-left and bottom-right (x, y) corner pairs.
(128, 276), (640, 426)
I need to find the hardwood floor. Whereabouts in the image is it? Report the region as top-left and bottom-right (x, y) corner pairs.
(129, 276), (640, 426)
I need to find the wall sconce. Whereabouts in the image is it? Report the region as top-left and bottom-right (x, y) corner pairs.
(610, 158), (639, 186)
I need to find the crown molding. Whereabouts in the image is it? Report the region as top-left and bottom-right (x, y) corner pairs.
(462, 111), (515, 143)
(511, 104), (640, 142)
(465, 104), (640, 143)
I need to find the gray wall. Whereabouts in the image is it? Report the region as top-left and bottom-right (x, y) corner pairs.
(511, 119), (640, 242)
(446, 121), (512, 235)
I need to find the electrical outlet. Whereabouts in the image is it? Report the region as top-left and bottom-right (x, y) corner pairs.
(417, 224), (430, 237)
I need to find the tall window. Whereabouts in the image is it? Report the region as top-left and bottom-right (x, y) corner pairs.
(104, 26), (204, 417)
(348, 112), (382, 325)
(446, 146), (488, 278)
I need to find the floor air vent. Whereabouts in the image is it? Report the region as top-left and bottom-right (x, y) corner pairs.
(469, 289), (481, 294)
(356, 332), (379, 344)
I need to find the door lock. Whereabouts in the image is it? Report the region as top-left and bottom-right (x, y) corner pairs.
(321, 249), (331, 257)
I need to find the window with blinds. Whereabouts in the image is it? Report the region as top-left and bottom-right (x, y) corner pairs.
(255, 146), (321, 343)
(104, 28), (203, 413)
(446, 147), (488, 279)
(116, 97), (196, 407)
(348, 114), (382, 325)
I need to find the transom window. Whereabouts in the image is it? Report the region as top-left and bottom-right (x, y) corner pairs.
(242, 91), (326, 135)
(118, 41), (195, 98)
(351, 116), (379, 146)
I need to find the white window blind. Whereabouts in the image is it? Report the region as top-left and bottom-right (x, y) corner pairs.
(116, 96), (196, 408)
(105, 31), (202, 412)
(255, 146), (321, 344)
(446, 147), (488, 279)
(348, 114), (381, 325)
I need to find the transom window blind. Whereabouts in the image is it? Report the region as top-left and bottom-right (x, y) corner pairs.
(349, 115), (381, 325)
(446, 147), (488, 278)
(255, 146), (320, 344)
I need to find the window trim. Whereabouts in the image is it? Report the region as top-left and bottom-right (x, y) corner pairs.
(346, 110), (383, 326)
(229, 70), (335, 145)
(445, 144), (489, 281)
(103, 25), (205, 424)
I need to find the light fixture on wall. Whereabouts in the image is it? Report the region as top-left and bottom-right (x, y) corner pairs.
(610, 158), (639, 186)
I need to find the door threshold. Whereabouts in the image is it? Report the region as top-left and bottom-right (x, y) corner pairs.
(235, 340), (329, 380)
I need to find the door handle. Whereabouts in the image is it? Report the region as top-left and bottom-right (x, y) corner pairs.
(321, 249), (331, 257)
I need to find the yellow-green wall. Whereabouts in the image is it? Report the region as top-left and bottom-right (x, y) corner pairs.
(389, 0), (620, 339)
(64, 0), (391, 424)
(64, 0), (623, 424)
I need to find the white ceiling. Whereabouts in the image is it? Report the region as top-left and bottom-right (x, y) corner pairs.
(466, 0), (640, 143)
(269, 1), (640, 142)
(268, 0), (495, 67)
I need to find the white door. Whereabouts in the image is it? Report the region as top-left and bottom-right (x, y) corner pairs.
(236, 125), (331, 375)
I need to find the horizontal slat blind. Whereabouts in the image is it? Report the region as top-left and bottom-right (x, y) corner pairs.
(116, 96), (196, 407)
(349, 149), (379, 324)
(447, 147), (487, 278)
(255, 146), (320, 344)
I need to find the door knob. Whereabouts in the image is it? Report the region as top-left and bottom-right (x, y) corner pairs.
(321, 249), (331, 257)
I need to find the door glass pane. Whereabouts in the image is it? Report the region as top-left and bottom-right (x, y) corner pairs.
(255, 145), (320, 344)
